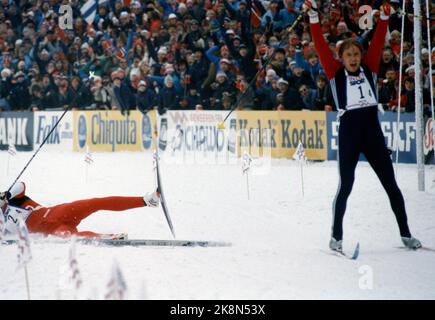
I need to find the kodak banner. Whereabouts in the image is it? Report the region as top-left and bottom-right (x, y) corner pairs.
(236, 111), (327, 160)
(73, 110), (157, 152)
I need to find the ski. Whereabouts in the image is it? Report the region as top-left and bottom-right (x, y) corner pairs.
(396, 246), (435, 253)
(154, 149), (176, 238)
(80, 239), (231, 247)
(153, 117), (176, 238)
(323, 242), (360, 260)
(1, 238), (232, 247)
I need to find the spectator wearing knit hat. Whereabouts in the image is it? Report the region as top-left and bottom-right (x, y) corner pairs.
(256, 68), (278, 110)
(146, 63), (183, 93)
(189, 47), (210, 92)
(217, 58), (236, 84)
(288, 60), (315, 89)
(136, 80), (158, 114)
(9, 71), (31, 111)
(181, 85), (203, 110)
(158, 75), (180, 114)
(183, 19), (204, 51)
(90, 76), (112, 110)
(210, 71), (236, 110)
(272, 77), (303, 111)
(206, 43), (235, 73)
(0, 68), (12, 111)
(69, 76), (94, 110)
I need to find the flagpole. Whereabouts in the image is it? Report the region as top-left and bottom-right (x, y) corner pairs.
(24, 265), (31, 300)
(300, 161), (304, 197)
(246, 170), (250, 200)
(293, 140), (306, 197)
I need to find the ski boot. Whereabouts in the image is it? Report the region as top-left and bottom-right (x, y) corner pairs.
(329, 237), (343, 253)
(401, 236), (422, 250)
(144, 191), (160, 208)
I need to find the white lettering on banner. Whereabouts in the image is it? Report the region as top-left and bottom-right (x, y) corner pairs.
(7, 118), (16, 143)
(381, 121), (416, 152)
(0, 118), (28, 145)
(382, 122), (392, 148)
(18, 119), (28, 145)
(405, 122), (415, 152)
(423, 118), (434, 155)
(175, 124), (225, 152)
(36, 115), (61, 144)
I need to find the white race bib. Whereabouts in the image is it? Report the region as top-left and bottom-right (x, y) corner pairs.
(345, 68), (377, 110)
(2, 206), (32, 235)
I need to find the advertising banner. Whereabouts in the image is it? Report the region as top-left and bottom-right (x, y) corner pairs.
(161, 111), (237, 162)
(236, 111), (327, 160)
(327, 111), (418, 163)
(73, 110), (156, 152)
(34, 111), (73, 151)
(423, 116), (434, 164)
(0, 112), (33, 151)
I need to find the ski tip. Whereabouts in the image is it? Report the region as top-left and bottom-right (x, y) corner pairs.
(351, 242), (360, 260)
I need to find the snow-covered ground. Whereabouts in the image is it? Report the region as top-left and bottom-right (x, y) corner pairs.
(1, 150), (435, 300)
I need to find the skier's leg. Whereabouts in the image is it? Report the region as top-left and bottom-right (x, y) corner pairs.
(44, 197), (146, 230)
(332, 121), (361, 242)
(362, 128), (412, 238)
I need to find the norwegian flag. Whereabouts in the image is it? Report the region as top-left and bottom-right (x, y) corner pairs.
(68, 239), (83, 292)
(293, 140), (307, 162)
(84, 148), (93, 165)
(8, 142), (17, 156)
(104, 260), (127, 300)
(0, 210), (5, 241)
(17, 217), (32, 269)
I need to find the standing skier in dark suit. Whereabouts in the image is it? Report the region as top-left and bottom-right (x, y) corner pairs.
(305, 0), (421, 251)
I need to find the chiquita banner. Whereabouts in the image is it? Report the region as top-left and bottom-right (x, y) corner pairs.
(73, 110), (156, 152)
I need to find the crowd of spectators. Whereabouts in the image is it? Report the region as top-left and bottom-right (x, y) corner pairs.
(0, 0), (434, 115)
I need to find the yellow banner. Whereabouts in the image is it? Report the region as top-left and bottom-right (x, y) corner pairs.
(73, 110), (157, 152)
(236, 111), (327, 160)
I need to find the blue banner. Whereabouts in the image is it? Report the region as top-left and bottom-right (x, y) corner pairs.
(0, 112), (34, 151)
(326, 111), (417, 164)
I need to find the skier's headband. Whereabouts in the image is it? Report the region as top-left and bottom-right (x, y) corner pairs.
(338, 39), (364, 58)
